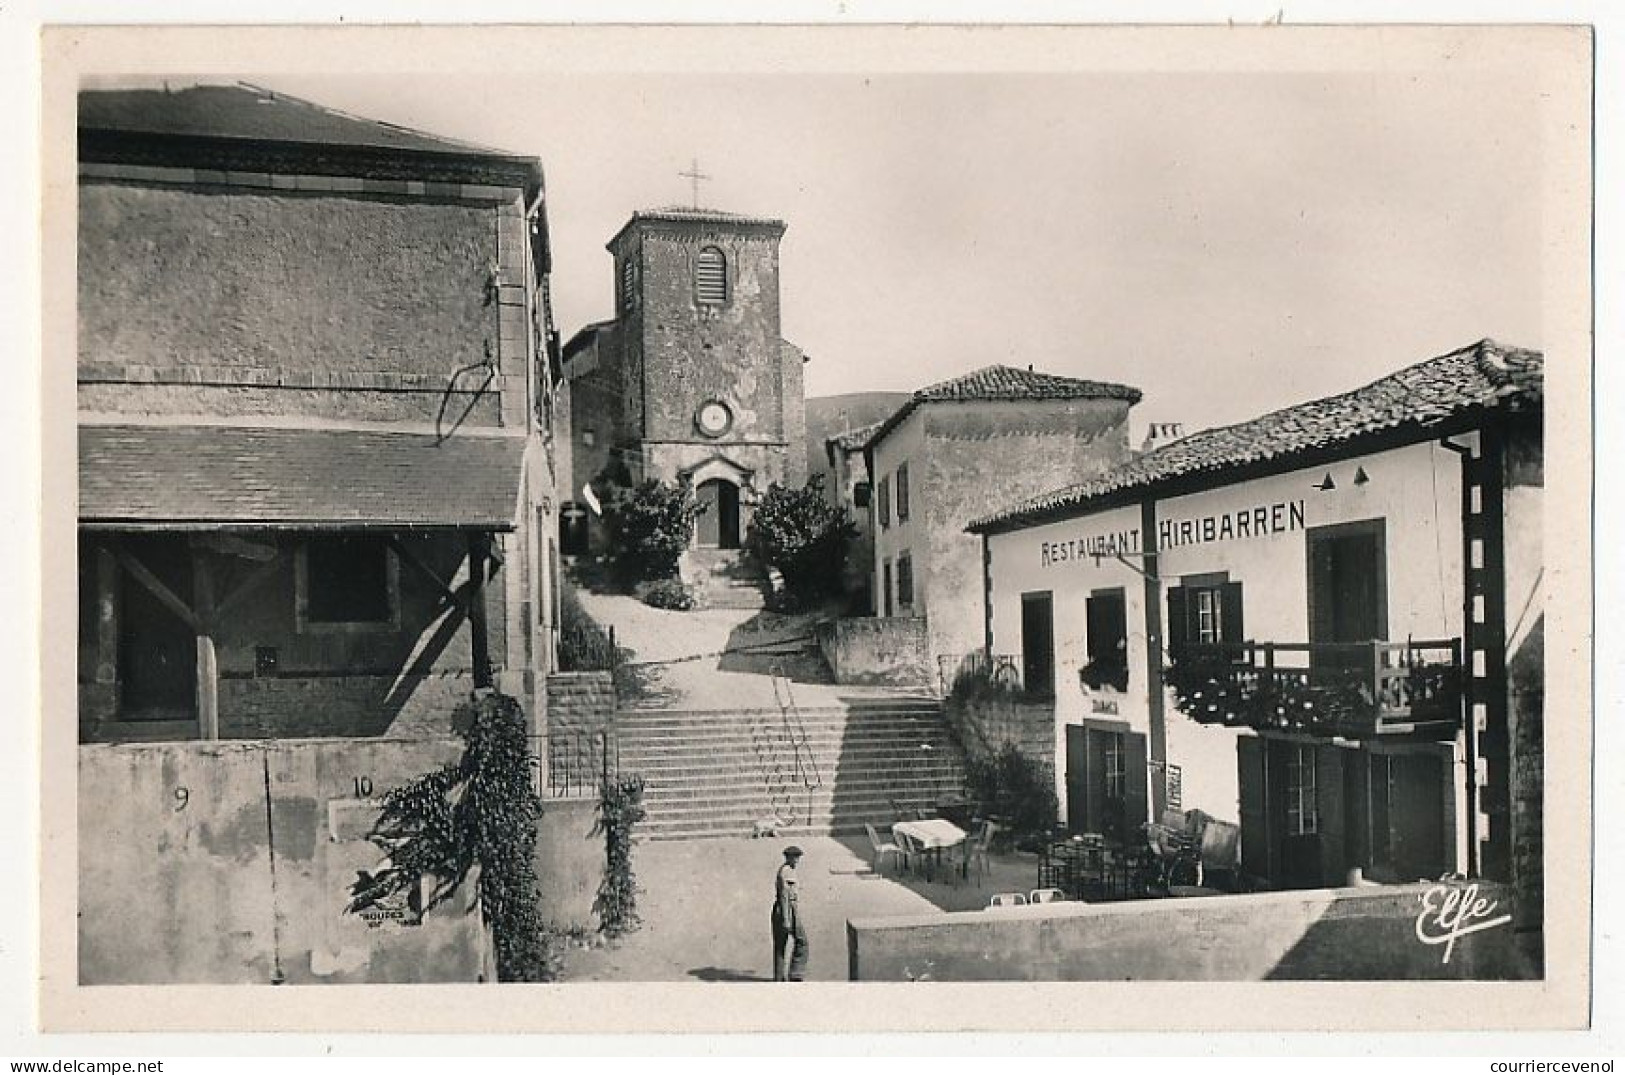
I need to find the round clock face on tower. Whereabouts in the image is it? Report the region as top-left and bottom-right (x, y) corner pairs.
(696, 400), (733, 438)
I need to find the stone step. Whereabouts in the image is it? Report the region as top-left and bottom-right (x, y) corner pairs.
(625, 748), (965, 774)
(642, 772), (961, 802)
(616, 703), (942, 720)
(616, 713), (947, 735)
(619, 732), (958, 756)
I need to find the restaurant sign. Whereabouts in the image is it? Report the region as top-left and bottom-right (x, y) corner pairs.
(1158, 498), (1306, 550)
(1039, 528), (1141, 568)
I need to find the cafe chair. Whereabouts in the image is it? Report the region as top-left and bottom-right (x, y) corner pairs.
(865, 822), (907, 876)
(988, 892), (1028, 908)
(1029, 888), (1066, 904)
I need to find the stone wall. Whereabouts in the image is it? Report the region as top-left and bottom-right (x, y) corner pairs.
(944, 688), (1055, 771)
(78, 738), (493, 985)
(817, 617), (932, 687)
(533, 796), (603, 931)
(848, 882), (1535, 982)
(546, 672), (617, 737)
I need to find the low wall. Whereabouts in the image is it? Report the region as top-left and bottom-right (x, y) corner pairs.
(848, 882), (1534, 982)
(818, 616), (932, 687)
(79, 738), (494, 985)
(534, 796), (602, 931)
(546, 672), (616, 737)
(944, 689), (1055, 771)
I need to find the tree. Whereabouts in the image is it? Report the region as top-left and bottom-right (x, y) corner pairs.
(603, 478), (701, 584)
(745, 476), (857, 608)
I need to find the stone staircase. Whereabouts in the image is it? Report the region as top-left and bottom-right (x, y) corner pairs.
(618, 698), (969, 841)
(682, 548), (769, 610)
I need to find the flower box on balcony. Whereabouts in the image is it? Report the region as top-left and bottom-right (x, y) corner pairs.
(1165, 639), (1463, 741)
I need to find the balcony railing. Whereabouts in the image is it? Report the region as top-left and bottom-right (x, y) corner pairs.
(1165, 639), (1463, 740)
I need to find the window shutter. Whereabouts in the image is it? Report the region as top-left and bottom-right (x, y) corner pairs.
(1315, 745), (1346, 888)
(1166, 586), (1189, 655)
(695, 247), (727, 305)
(1123, 731), (1150, 834)
(1237, 737), (1272, 880)
(1221, 580), (1245, 645)
(1085, 595), (1106, 666)
(1084, 728), (1109, 837)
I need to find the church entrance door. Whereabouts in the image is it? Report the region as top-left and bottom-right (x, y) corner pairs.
(696, 479), (741, 549)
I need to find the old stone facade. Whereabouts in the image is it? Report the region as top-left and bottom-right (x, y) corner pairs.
(562, 208), (807, 553)
(75, 85), (563, 744)
(863, 367), (1141, 685)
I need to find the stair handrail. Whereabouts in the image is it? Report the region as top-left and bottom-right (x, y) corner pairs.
(772, 659), (823, 793)
(749, 692), (798, 828)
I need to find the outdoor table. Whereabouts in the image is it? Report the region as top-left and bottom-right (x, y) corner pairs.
(893, 818), (968, 881)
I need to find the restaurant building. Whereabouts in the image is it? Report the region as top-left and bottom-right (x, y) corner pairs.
(969, 341), (1543, 909)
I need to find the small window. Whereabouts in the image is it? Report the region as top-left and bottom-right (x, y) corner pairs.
(878, 476), (891, 528)
(620, 256), (637, 312)
(853, 481), (871, 509)
(695, 246), (728, 306)
(1167, 579), (1244, 657)
(1285, 744), (1320, 836)
(897, 553), (914, 609)
(1103, 733), (1127, 803)
(896, 463), (911, 521)
(882, 560), (894, 617)
(1081, 588), (1129, 692)
(302, 536), (397, 627)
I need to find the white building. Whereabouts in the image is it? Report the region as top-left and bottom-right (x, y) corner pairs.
(969, 340), (1543, 900)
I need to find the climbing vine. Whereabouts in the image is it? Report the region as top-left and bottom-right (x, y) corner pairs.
(347, 691), (557, 982)
(594, 774), (647, 938)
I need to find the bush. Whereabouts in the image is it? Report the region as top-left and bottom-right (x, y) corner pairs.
(637, 577), (697, 611)
(964, 742), (1059, 843)
(603, 479), (701, 584)
(347, 691), (558, 982)
(594, 774), (648, 938)
(744, 476), (856, 609)
(558, 581), (620, 672)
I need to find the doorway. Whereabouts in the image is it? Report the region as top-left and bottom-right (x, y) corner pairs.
(116, 534), (197, 720)
(1020, 591), (1055, 698)
(696, 478), (741, 549)
(1307, 519), (1387, 670)
(1065, 721), (1148, 842)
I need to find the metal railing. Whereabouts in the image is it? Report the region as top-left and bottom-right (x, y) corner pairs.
(938, 651), (1024, 697)
(545, 727), (617, 799)
(1168, 638), (1463, 739)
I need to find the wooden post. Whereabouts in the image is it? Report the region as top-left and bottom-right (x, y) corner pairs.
(1140, 498), (1166, 818)
(193, 547), (220, 740)
(467, 532), (493, 689)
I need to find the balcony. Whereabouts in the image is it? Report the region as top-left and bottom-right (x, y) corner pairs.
(1165, 639), (1463, 740)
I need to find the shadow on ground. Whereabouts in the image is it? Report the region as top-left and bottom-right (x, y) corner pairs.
(832, 834), (1042, 913)
(716, 609), (835, 685)
(688, 966), (774, 983)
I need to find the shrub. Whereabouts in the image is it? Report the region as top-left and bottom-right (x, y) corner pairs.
(347, 691), (558, 982)
(594, 774), (648, 938)
(637, 577), (697, 611)
(604, 479), (701, 584)
(964, 742), (1059, 843)
(558, 581), (620, 672)
(744, 476), (856, 609)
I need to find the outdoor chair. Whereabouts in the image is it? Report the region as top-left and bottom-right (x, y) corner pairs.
(892, 827), (921, 874)
(988, 892), (1028, 908)
(1029, 888), (1066, 904)
(865, 822), (907, 876)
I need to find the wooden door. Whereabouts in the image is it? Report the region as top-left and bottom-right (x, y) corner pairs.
(696, 480), (721, 547)
(1386, 751), (1447, 881)
(1307, 520), (1387, 672)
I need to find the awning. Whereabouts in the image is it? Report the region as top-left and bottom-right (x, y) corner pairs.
(79, 424), (527, 531)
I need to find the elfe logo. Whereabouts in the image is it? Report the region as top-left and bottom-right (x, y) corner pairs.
(1414, 882), (1512, 964)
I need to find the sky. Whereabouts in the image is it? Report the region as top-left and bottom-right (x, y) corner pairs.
(149, 69), (1544, 442)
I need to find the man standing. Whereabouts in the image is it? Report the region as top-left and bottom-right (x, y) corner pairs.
(771, 845), (809, 981)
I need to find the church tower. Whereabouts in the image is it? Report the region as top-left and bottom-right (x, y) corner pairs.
(562, 208), (807, 553)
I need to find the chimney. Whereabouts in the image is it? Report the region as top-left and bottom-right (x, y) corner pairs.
(1139, 421), (1186, 455)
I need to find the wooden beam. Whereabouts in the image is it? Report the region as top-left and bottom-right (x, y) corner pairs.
(385, 535), (460, 605)
(194, 551), (219, 741)
(213, 553), (284, 621)
(467, 532), (492, 689)
(1141, 497), (1167, 818)
(114, 549), (201, 632)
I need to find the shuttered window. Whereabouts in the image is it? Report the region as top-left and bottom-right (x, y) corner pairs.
(896, 463), (911, 521)
(878, 476), (891, 527)
(1166, 579), (1245, 656)
(695, 246), (728, 305)
(897, 553), (914, 608)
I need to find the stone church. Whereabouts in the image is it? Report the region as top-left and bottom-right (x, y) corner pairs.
(559, 207), (807, 555)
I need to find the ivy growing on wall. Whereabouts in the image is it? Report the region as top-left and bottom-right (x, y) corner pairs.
(594, 774), (648, 938)
(346, 691), (557, 982)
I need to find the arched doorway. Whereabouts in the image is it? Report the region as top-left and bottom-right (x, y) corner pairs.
(696, 478), (741, 549)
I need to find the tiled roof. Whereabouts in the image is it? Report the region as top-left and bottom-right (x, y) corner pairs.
(80, 84), (531, 161)
(827, 421), (885, 454)
(968, 339), (1543, 533)
(80, 424), (527, 530)
(608, 207), (787, 250)
(864, 364), (1143, 451)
